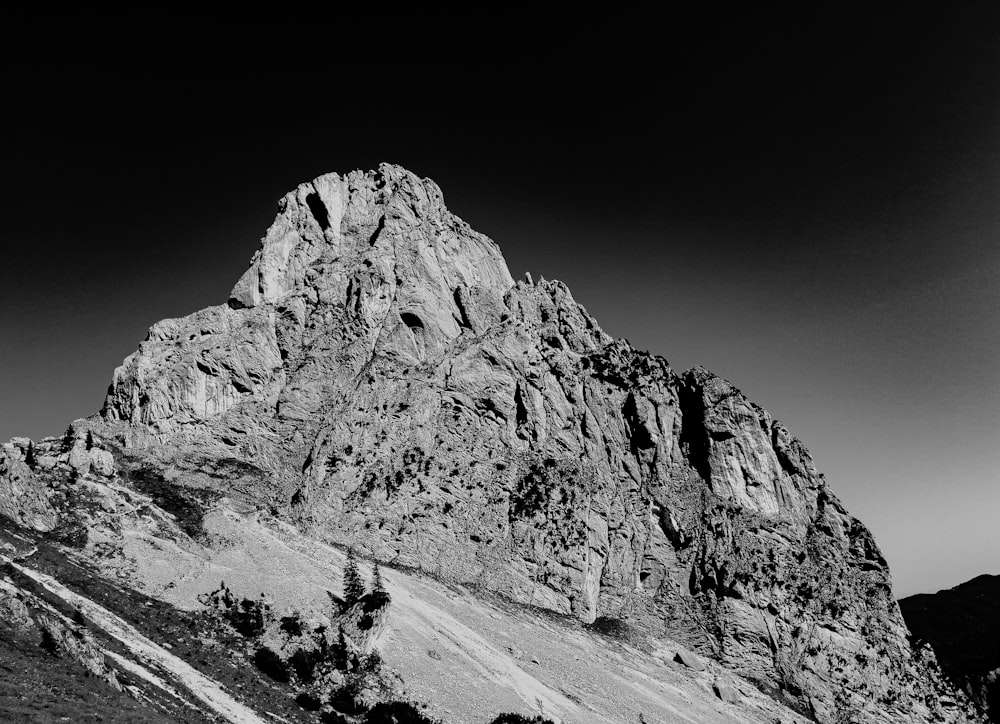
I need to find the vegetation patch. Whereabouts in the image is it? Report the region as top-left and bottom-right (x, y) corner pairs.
(48, 518), (89, 549)
(587, 615), (636, 642)
(124, 464), (221, 539)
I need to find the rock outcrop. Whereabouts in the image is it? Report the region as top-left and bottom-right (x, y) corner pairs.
(0, 441), (58, 531)
(0, 576), (121, 691)
(67, 162), (977, 722)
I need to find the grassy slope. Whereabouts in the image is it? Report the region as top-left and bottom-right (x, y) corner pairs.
(0, 517), (314, 724)
(0, 614), (187, 724)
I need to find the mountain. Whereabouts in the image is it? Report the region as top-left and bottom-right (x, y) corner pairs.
(901, 574), (1000, 721)
(0, 164), (982, 723)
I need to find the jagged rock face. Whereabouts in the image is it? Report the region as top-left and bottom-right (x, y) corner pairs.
(94, 164), (978, 723)
(1, 441), (59, 531)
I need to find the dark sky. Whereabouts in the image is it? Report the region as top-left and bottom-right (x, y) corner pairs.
(2, 19), (997, 597)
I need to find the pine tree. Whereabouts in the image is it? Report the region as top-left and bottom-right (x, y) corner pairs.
(85, 430), (94, 450)
(373, 562), (386, 595)
(343, 547), (366, 607)
(62, 425), (75, 450)
(24, 442), (36, 468)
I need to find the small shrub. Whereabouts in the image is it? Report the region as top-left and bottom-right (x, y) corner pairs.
(198, 583), (273, 636)
(365, 701), (440, 723)
(362, 590), (391, 612)
(295, 691), (322, 711)
(290, 647), (322, 682)
(50, 520), (88, 550)
(253, 647), (289, 682)
(588, 615), (633, 641)
(280, 614), (303, 636)
(39, 627), (59, 655)
(237, 596), (272, 636)
(328, 686), (367, 717)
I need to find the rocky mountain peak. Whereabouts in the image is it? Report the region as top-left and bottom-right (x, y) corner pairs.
(104, 164), (524, 435)
(228, 163), (513, 321)
(55, 165), (986, 722)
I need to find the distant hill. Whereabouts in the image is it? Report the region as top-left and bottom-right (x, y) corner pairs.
(901, 574), (1000, 721)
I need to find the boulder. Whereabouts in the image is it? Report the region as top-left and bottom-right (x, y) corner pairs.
(712, 680), (740, 703)
(0, 448), (57, 531)
(88, 448), (115, 477)
(67, 443), (91, 475)
(675, 648), (706, 672)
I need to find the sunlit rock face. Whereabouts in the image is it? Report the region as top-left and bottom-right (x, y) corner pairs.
(0, 442), (58, 531)
(94, 163), (979, 723)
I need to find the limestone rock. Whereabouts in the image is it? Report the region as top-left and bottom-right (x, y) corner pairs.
(67, 442), (92, 475)
(82, 163), (978, 723)
(675, 648), (706, 672)
(88, 448), (115, 477)
(35, 611), (121, 689)
(0, 443), (57, 531)
(336, 591), (391, 656)
(35, 454), (58, 470)
(713, 680), (740, 704)
(257, 608), (329, 671)
(0, 589), (32, 630)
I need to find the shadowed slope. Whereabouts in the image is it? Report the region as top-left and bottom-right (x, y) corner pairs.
(901, 575), (1000, 720)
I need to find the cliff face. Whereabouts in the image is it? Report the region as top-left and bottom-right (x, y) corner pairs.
(94, 163), (974, 722)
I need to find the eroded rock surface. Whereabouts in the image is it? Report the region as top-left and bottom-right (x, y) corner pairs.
(0, 441), (58, 531)
(9, 162), (974, 722)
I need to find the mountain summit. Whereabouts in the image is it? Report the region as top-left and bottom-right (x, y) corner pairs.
(2, 165), (981, 723)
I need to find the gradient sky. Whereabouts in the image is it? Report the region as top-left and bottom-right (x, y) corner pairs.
(2, 20), (997, 598)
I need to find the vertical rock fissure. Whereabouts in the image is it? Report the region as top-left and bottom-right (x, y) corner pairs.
(368, 215), (385, 246)
(305, 192), (330, 231)
(453, 287), (473, 330)
(514, 382), (529, 431)
(677, 379), (711, 484)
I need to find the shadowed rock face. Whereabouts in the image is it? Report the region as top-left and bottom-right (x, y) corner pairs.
(901, 575), (1000, 721)
(94, 163), (978, 723)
